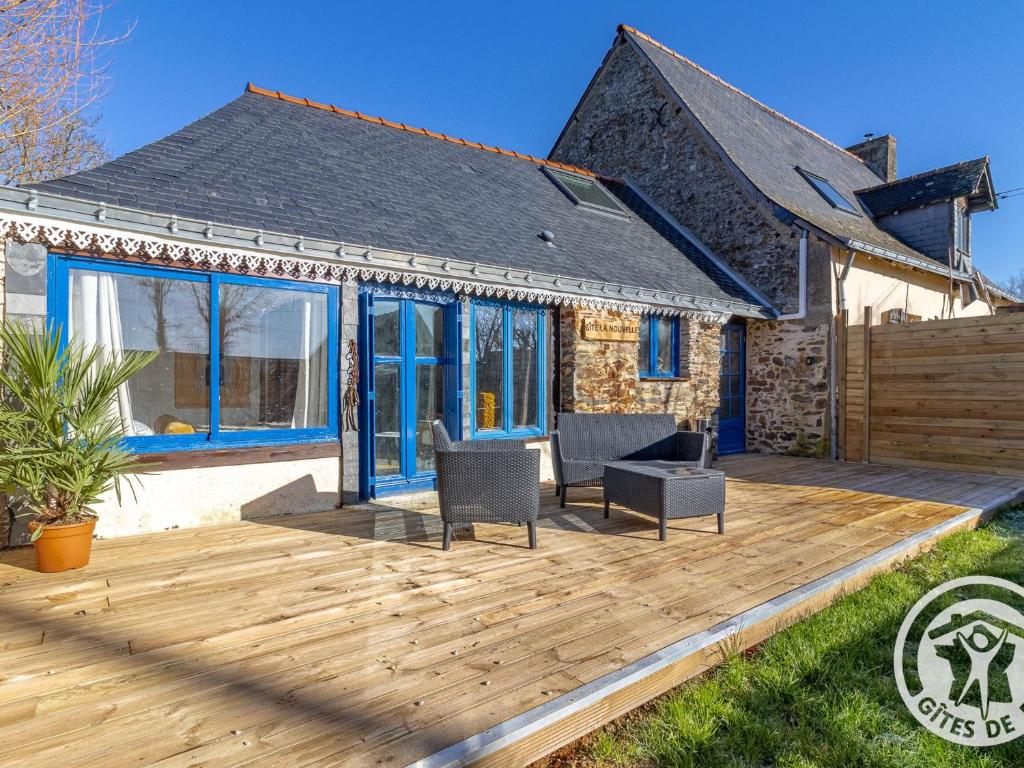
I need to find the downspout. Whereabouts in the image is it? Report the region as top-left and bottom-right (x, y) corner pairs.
(776, 228), (808, 321)
(831, 249), (856, 459)
(836, 249), (857, 314)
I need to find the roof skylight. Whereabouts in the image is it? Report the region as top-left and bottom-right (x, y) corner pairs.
(798, 168), (860, 215)
(546, 168), (627, 215)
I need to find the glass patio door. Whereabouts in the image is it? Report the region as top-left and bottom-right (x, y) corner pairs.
(360, 293), (459, 497)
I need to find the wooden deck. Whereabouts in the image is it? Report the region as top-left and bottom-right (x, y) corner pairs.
(1, 455), (1021, 768)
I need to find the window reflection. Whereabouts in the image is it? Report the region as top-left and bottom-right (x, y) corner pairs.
(68, 268), (211, 437)
(511, 309), (538, 429)
(218, 284), (329, 431)
(474, 304), (504, 430)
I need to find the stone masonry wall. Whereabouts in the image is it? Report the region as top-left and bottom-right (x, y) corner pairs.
(551, 38), (836, 455)
(559, 306), (720, 427)
(559, 307), (637, 413)
(551, 39), (801, 314)
(636, 316), (720, 424)
(744, 236), (833, 455)
(746, 319), (830, 456)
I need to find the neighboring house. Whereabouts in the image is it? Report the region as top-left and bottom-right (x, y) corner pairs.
(0, 24), (1017, 541)
(550, 25), (1017, 454)
(0, 84), (768, 540)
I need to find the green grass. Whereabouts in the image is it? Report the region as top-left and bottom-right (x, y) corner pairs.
(576, 506), (1024, 768)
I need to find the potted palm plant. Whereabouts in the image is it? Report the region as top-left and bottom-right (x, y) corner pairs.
(0, 323), (155, 572)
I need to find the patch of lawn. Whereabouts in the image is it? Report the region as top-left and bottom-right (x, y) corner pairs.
(576, 506), (1024, 768)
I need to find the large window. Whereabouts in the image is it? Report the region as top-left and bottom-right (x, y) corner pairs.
(55, 256), (338, 451)
(639, 315), (680, 378)
(470, 301), (546, 437)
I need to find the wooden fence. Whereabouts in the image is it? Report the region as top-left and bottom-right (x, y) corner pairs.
(839, 310), (1024, 477)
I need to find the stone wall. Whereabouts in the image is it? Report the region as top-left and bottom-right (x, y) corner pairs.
(746, 319), (830, 456)
(559, 306), (637, 413)
(551, 37), (838, 455)
(559, 306), (720, 427)
(550, 39), (801, 314)
(636, 316), (721, 423)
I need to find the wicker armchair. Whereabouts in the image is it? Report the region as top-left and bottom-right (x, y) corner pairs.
(431, 421), (540, 550)
(551, 413), (712, 507)
(550, 431), (564, 497)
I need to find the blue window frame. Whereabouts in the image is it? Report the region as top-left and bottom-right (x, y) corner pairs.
(469, 300), (546, 438)
(638, 315), (680, 378)
(50, 254), (339, 453)
(357, 286), (462, 499)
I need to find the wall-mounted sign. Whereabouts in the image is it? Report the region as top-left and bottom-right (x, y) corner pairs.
(580, 312), (640, 342)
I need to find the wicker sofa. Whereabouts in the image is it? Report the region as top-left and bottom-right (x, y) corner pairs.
(431, 421), (540, 550)
(551, 413), (711, 507)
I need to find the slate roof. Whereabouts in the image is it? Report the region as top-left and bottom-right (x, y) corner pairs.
(617, 26), (959, 269)
(28, 86), (766, 314)
(855, 158), (995, 217)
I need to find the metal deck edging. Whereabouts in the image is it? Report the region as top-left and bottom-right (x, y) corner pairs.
(407, 483), (1024, 768)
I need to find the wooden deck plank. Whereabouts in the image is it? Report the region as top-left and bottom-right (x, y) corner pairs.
(0, 456), (1020, 768)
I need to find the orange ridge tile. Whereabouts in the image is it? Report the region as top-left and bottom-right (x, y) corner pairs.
(246, 82), (598, 177)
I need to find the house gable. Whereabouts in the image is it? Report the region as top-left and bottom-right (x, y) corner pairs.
(612, 28), (945, 268)
(549, 34), (804, 315)
(549, 30), (839, 456)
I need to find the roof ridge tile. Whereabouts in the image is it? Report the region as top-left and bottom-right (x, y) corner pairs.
(617, 24), (866, 164)
(245, 82), (598, 177)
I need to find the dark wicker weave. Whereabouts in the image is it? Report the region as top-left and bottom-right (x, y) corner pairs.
(603, 460), (726, 541)
(431, 421), (539, 550)
(551, 413), (712, 507)
(550, 431), (564, 497)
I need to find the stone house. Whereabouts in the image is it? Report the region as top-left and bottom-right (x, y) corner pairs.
(0, 84), (770, 542)
(549, 25), (1016, 455)
(0, 25), (1017, 542)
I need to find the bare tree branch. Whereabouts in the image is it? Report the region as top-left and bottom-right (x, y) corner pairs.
(0, 1), (131, 183)
(1003, 266), (1024, 298)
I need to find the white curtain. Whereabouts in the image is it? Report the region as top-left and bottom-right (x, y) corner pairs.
(291, 294), (328, 428)
(69, 271), (138, 436)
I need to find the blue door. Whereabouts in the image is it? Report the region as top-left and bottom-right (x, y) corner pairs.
(718, 322), (746, 455)
(359, 291), (461, 498)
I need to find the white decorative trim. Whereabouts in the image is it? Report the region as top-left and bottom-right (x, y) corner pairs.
(0, 212), (730, 323)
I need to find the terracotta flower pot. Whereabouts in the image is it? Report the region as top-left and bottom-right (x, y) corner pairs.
(28, 518), (97, 573)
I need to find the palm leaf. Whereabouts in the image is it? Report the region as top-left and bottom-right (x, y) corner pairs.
(0, 321), (157, 526)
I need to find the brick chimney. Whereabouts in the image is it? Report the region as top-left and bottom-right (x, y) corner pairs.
(846, 134), (897, 183)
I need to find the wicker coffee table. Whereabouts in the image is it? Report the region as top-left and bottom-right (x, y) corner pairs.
(603, 460), (725, 541)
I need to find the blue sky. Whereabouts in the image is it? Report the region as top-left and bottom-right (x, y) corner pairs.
(97, 1), (1024, 283)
